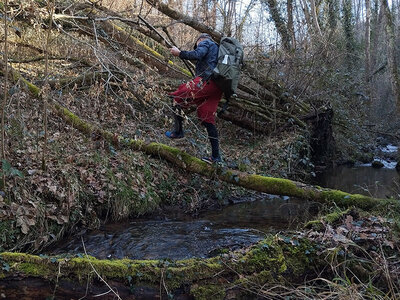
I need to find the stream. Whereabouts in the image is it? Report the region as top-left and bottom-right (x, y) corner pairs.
(314, 144), (400, 199)
(49, 144), (399, 261)
(51, 196), (314, 260)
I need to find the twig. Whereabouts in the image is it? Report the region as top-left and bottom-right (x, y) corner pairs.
(81, 237), (122, 300)
(78, 272), (91, 300)
(51, 262), (62, 299)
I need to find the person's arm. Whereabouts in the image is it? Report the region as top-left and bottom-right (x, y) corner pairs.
(179, 41), (209, 61)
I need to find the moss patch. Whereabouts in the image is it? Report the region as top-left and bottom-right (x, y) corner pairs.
(191, 284), (225, 300)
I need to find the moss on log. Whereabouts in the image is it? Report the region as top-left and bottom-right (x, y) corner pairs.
(52, 102), (398, 212)
(1, 60), (397, 212)
(0, 235), (324, 299)
(49, 108), (400, 211)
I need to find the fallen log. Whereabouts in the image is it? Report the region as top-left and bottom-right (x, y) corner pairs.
(18, 5), (308, 132)
(2, 60), (397, 212)
(146, 0), (223, 42)
(0, 235), (326, 299)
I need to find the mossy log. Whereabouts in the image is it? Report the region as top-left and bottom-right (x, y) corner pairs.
(0, 236), (326, 299)
(0, 61), (397, 212)
(53, 103), (400, 211)
(100, 20), (192, 77)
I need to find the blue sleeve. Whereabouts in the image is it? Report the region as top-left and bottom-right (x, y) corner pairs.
(179, 41), (209, 60)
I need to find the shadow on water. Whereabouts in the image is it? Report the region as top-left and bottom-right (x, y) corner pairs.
(50, 196), (316, 260)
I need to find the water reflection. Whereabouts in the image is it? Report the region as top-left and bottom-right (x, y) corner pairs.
(52, 197), (314, 260)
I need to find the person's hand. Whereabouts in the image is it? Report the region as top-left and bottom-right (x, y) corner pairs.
(170, 47), (181, 56)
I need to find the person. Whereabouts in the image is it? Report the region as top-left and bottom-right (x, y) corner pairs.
(165, 33), (223, 164)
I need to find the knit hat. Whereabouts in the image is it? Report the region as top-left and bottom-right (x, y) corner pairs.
(194, 33), (212, 49)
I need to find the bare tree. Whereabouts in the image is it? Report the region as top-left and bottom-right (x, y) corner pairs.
(343, 0), (356, 68)
(382, 0), (400, 110)
(1, 0), (9, 188)
(309, 0), (322, 36)
(261, 0), (292, 51)
(42, 0), (55, 171)
(327, 0), (339, 31)
(365, 0), (371, 92)
(287, 0), (296, 48)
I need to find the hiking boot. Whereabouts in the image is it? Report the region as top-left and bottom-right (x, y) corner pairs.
(201, 156), (222, 164)
(165, 130), (184, 139)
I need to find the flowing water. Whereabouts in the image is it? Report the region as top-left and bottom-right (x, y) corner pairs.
(314, 144), (400, 199)
(51, 196), (315, 260)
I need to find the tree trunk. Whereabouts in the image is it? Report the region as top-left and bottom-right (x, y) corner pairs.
(370, 0), (383, 73)
(1, 0), (8, 189)
(381, 0), (400, 110)
(146, 0), (223, 41)
(262, 0), (292, 51)
(300, 0), (313, 36)
(287, 0), (296, 49)
(327, 0), (338, 31)
(343, 0), (356, 69)
(309, 0), (322, 36)
(365, 0), (372, 97)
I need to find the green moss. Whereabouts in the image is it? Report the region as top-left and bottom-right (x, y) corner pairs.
(238, 163), (247, 172)
(325, 208), (350, 223)
(191, 284), (225, 300)
(19, 262), (52, 277)
(55, 105), (94, 134)
(305, 208), (351, 229)
(304, 219), (325, 230)
(237, 174), (310, 199)
(0, 252), (224, 290)
(0, 252), (55, 278)
(0, 236), (327, 298)
(237, 236), (315, 283)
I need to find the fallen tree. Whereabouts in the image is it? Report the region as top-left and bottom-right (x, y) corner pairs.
(146, 0), (308, 110)
(1, 60), (397, 213)
(1, 207), (398, 299)
(0, 236), (334, 299)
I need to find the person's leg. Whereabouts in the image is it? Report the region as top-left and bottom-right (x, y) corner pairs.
(172, 105), (184, 134)
(195, 80), (223, 161)
(202, 121), (220, 160)
(166, 80), (199, 139)
(166, 104), (185, 138)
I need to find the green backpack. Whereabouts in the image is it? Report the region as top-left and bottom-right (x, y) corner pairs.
(213, 37), (244, 100)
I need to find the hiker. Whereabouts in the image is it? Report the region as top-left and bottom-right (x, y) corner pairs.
(165, 33), (223, 164)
